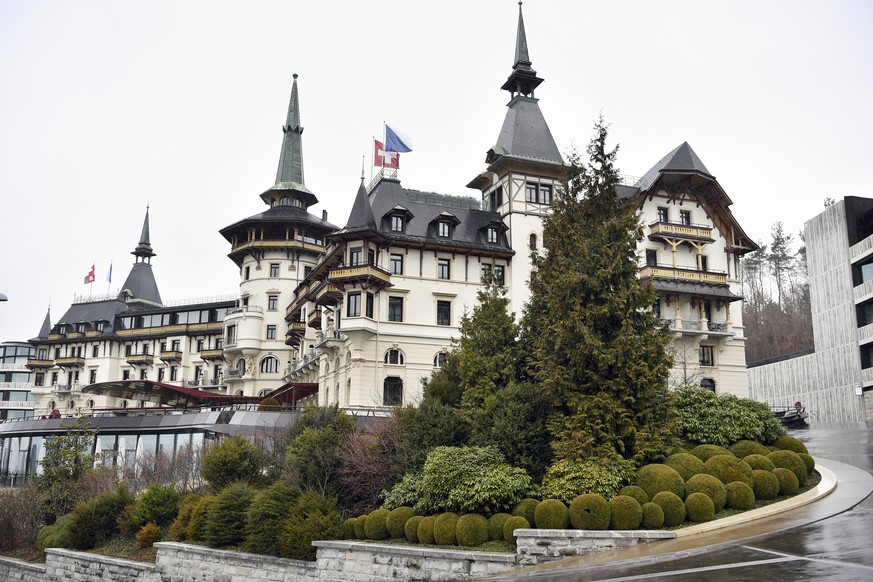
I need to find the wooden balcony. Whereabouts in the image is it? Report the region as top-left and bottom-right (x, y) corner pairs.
(308, 309), (323, 330)
(328, 264), (391, 287)
(648, 221), (714, 243)
(66, 331), (84, 339)
(639, 265), (727, 285)
(285, 321), (306, 347)
(56, 356), (85, 368)
(26, 358), (54, 369)
(315, 283), (344, 307)
(127, 354), (155, 366)
(160, 350), (183, 362)
(200, 349), (224, 361)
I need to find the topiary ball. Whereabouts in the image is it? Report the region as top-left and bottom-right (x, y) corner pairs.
(353, 515), (367, 539)
(768, 450), (807, 486)
(743, 454), (775, 472)
(704, 454), (754, 487)
(569, 494), (611, 530)
(456, 514), (489, 547)
(608, 495), (642, 530)
(618, 485), (649, 506)
(488, 513), (511, 541)
(690, 444), (733, 462)
(799, 453), (816, 476)
(773, 467), (799, 495)
(751, 470), (780, 500)
(417, 516), (436, 545)
(651, 492), (685, 527)
(773, 435), (809, 455)
(433, 512), (460, 546)
(725, 481), (756, 510)
(364, 508), (390, 540)
(405, 515), (424, 543)
(641, 502), (664, 529)
(511, 498), (540, 527)
(685, 492), (715, 523)
(534, 499), (570, 529)
(665, 453), (706, 482)
(503, 515), (530, 544)
(636, 464), (686, 500)
(342, 518), (357, 539)
(685, 473), (727, 512)
(729, 440), (771, 458)
(386, 506), (415, 539)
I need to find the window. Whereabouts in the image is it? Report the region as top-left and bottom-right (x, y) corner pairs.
(304, 266), (312, 278)
(653, 300), (661, 319)
(35, 372), (45, 386)
(350, 248), (362, 266)
(226, 325), (236, 345)
(87, 399), (94, 409)
(487, 227), (498, 244)
(347, 292), (361, 317)
(268, 295), (278, 310)
(438, 221), (450, 238)
(699, 346), (715, 367)
(700, 378), (716, 392)
(680, 210), (691, 226)
(39, 348), (47, 359)
(437, 300), (451, 326)
(529, 233), (537, 250)
(526, 182), (552, 204)
(437, 258), (450, 280)
(216, 338), (223, 349)
(388, 297), (403, 322)
(390, 253), (403, 275)
(96, 321), (105, 332)
(434, 352), (447, 368)
(366, 292), (374, 318)
(482, 265), (505, 285)
(391, 215), (404, 232)
(171, 339), (181, 351)
(170, 366), (178, 381)
(89, 370), (97, 384)
(700, 256), (709, 272)
(269, 263), (280, 277)
(194, 365), (202, 382)
(261, 356), (280, 374)
(383, 377), (403, 406)
(244, 266), (250, 280)
(140, 369), (148, 380)
(526, 183), (538, 203)
(51, 372), (58, 385)
(368, 249), (375, 266)
(122, 370), (130, 380)
(539, 184), (552, 205)
(77, 323), (86, 334)
(55, 348), (61, 359)
(489, 186), (503, 210)
(384, 349), (404, 365)
(158, 368), (165, 382)
(657, 207), (669, 222)
(196, 339), (204, 352)
(646, 249), (658, 267)
(266, 325), (277, 340)
(125, 345), (132, 357)
(92, 345), (99, 358)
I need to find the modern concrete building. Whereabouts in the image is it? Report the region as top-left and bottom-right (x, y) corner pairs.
(0, 341), (36, 421)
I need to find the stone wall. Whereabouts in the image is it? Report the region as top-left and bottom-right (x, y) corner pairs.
(0, 554), (46, 581)
(514, 529), (676, 565)
(45, 549), (159, 582)
(154, 542), (316, 582)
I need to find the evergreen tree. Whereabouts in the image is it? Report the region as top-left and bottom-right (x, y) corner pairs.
(524, 117), (675, 464)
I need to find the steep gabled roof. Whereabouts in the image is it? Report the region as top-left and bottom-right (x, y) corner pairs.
(490, 95), (563, 164)
(636, 141), (713, 191)
(343, 180), (377, 232)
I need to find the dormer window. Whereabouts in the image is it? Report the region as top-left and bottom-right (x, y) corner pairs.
(391, 216), (404, 232)
(438, 221), (451, 238)
(487, 227), (498, 244)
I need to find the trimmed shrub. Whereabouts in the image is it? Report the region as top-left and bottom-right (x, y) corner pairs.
(201, 435), (264, 491)
(665, 453), (706, 482)
(725, 481), (756, 510)
(343, 518), (357, 539)
(187, 496), (215, 542)
(511, 498), (540, 527)
(768, 450), (807, 486)
(405, 515), (424, 543)
(488, 513), (511, 541)
(704, 454), (754, 487)
(66, 485), (134, 550)
(204, 482), (255, 548)
(773, 467), (799, 495)
(132, 482), (180, 527)
(386, 506), (416, 539)
(729, 440), (771, 458)
(353, 515), (367, 539)
(278, 492), (343, 561)
(674, 387), (785, 446)
(608, 495), (642, 530)
(135, 523), (160, 549)
(433, 512), (460, 545)
(618, 485), (649, 506)
(169, 494), (202, 542)
(533, 499), (569, 529)
(767, 446), (780, 452)
(799, 453), (816, 476)
(752, 470), (780, 500)
(568, 494), (610, 530)
(456, 513), (489, 547)
(364, 508), (390, 541)
(635, 464), (686, 500)
(773, 435), (809, 455)
(502, 515), (530, 544)
(651, 492), (685, 527)
(641, 502), (664, 529)
(743, 454), (775, 472)
(37, 515), (72, 555)
(685, 492), (715, 523)
(539, 459), (636, 504)
(244, 481), (299, 555)
(690, 444), (733, 462)
(685, 474), (727, 512)
(257, 397), (281, 411)
(417, 516), (436, 545)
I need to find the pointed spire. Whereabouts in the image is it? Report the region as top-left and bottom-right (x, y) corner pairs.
(501, 1), (543, 97)
(275, 73), (305, 186)
(133, 205), (155, 261)
(37, 306), (52, 339)
(514, 1), (531, 69)
(345, 179), (377, 231)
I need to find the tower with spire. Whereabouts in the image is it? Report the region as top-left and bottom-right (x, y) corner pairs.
(118, 206), (162, 307)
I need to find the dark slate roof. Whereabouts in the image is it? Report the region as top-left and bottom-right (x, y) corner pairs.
(490, 95), (563, 165)
(55, 300), (130, 332)
(616, 184), (640, 200)
(501, 2), (544, 96)
(344, 180), (377, 231)
(33, 309), (53, 341)
(118, 263), (162, 305)
(650, 279), (742, 301)
(220, 204), (338, 238)
(636, 142), (713, 191)
(275, 74), (306, 188)
(134, 208), (155, 258)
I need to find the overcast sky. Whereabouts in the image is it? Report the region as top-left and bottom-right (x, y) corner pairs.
(1, 0), (872, 342)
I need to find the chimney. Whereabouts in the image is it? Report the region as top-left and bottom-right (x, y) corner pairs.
(322, 210), (328, 222)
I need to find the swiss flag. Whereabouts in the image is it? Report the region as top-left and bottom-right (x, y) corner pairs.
(374, 139), (399, 169)
(84, 263), (95, 284)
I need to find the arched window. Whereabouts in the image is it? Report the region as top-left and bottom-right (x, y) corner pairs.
(261, 356), (280, 374)
(86, 399), (95, 409)
(529, 233), (538, 250)
(345, 379), (351, 404)
(434, 352), (447, 368)
(235, 390), (244, 396)
(384, 349), (404, 365)
(49, 400), (56, 410)
(700, 378), (716, 393)
(236, 358), (246, 375)
(67, 400), (75, 410)
(383, 377), (403, 406)
(120, 400), (128, 409)
(258, 389), (271, 398)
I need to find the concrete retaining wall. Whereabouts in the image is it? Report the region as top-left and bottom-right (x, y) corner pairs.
(515, 529), (676, 565)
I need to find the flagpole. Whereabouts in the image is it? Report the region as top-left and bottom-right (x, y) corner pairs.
(383, 121), (387, 179)
(370, 137), (374, 182)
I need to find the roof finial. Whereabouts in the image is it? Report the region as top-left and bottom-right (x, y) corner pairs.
(361, 156), (365, 182)
(133, 205), (155, 261)
(276, 73), (305, 186)
(501, 0), (543, 97)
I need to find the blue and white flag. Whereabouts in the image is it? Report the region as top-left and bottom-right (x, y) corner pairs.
(106, 261), (113, 284)
(385, 124), (413, 153)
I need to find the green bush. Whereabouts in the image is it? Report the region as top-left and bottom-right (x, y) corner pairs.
(405, 515), (424, 543)
(201, 436), (264, 492)
(169, 494), (202, 542)
(773, 467), (799, 495)
(539, 459), (636, 504)
(456, 513), (489, 547)
(66, 485), (134, 550)
(417, 516), (436, 544)
(488, 513), (511, 541)
(768, 450), (807, 486)
(386, 506), (416, 539)
(204, 482), (255, 548)
(752, 470), (780, 500)
(353, 515), (367, 539)
(685, 473), (727, 512)
(665, 453), (706, 482)
(729, 440), (771, 458)
(743, 454), (775, 472)
(511, 498), (540, 526)
(502, 515), (530, 544)
(364, 508), (390, 540)
(617, 485), (649, 506)
(533, 499), (569, 529)
(433, 512), (460, 545)
(690, 444), (733, 462)
(278, 492), (343, 561)
(244, 480), (298, 555)
(725, 481), (756, 510)
(674, 387), (785, 446)
(37, 515), (72, 554)
(343, 518), (357, 539)
(608, 495), (642, 530)
(799, 453), (815, 476)
(704, 454), (754, 487)
(381, 471), (423, 510)
(568, 494), (610, 530)
(772, 435), (808, 455)
(635, 464), (686, 500)
(257, 397), (281, 411)
(651, 491), (685, 527)
(135, 523), (161, 549)
(116, 504), (136, 537)
(132, 482), (180, 527)
(684, 492), (715, 523)
(186, 496), (215, 542)
(641, 502), (664, 529)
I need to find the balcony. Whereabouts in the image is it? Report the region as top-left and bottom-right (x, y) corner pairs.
(328, 264), (391, 287)
(224, 369), (243, 381)
(26, 358), (54, 369)
(200, 349), (224, 361)
(660, 318), (733, 337)
(160, 350), (183, 362)
(53, 384), (73, 393)
(308, 309), (323, 330)
(56, 356), (85, 368)
(315, 283), (344, 307)
(0, 400), (35, 409)
(127, 353), (155, 366)
(862, 366), (873, 387)
(317, 330), (347, 349)
(648, 221), (714, 243)
(66, 331), (84, 340)
(639, 265), (727, 285)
